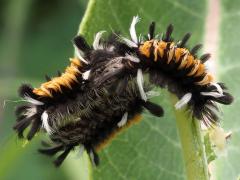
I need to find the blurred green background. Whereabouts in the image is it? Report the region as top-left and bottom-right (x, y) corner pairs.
(0, 0), (87, 179)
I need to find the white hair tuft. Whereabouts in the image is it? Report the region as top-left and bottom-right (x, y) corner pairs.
(117, 112), (128, 127)
(41, 111), (53, 134)
(130, 16), (140, 44)
(210, 82), (223, 95)
(82, 70), (91, 80)
(121, 36), (138, 48)
(175, 93), (192, 109)
(125, 54), (140, 63)
(24, 96), (44, 105)
(137, 69), (147, 101)
(201, 92), (224, 98)
(93, 31), (105, 50)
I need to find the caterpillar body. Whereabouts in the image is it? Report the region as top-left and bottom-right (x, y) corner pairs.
(13, 16), (233, 167)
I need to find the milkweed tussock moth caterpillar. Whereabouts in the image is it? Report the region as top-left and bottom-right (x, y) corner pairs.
(13, 16), (233, 167)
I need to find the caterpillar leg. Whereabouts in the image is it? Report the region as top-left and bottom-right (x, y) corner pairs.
(39, 142), (100, 167)
(39, 143), (74, 167)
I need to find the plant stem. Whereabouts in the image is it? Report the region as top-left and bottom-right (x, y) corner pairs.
(63, 152), (93, 180)
(172, 95), (209, 180)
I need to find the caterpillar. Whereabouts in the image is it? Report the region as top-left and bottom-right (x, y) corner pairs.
(13, 16), (233, 167)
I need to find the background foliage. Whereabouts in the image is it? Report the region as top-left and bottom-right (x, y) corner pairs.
(0, 0), (239, 179)
(0, 0), (87, 179)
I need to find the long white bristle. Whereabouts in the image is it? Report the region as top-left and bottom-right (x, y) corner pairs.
(130, 16), (140, 44)
(41, 111), (53, 134)
(210, 82), (223, 95)
(24, 106), (37, 118)
(93, 31), (105, 50)
(74, 45), (89, 64)
(201, 92), (224, 98)
(125, 54), (140, 63)
(121, 36), (138, 48)
(205, 104), (220, 119)
(137, 69), (147, 101)
(24, 96), (44, 105)
(107, 45), (115, 51)
(175, 93), (192, 109)
(147, 34), (151, 40)
(117, 112), (128, 127)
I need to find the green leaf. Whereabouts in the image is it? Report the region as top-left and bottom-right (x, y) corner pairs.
(213, 0), (240, 179)
(78, 0), (210, 179)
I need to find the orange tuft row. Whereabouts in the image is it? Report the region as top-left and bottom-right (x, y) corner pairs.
(139, 40), (213, 86)
(33, 58), (82, 97)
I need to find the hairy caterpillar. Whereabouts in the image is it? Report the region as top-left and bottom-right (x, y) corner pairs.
(13, 16), (233, 167)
